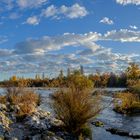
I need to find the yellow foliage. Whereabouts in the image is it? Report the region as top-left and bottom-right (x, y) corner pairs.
(52, 87), (101, 134)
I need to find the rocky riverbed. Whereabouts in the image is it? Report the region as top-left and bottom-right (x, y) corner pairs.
(0, 88), (140, 140)
(0, 103), (78, 140)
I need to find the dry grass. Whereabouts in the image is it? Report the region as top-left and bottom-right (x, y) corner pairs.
(114, 92), (140, 114)
(51, 87), (101, 135)
(16, 103), (37, 117)
(130, 81), (140, 98)
(0, 86), (40, 117)
(6, 87), (40, 106)
(0, 95), (6, 104)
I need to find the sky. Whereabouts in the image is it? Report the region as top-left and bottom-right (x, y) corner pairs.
(0, 0), (140, 80)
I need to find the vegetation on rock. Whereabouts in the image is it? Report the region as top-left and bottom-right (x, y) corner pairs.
(114, 63), (140, 114)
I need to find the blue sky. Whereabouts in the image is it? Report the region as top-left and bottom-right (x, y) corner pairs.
(0, 0), (140, 80)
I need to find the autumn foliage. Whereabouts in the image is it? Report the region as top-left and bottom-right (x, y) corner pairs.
(51, 73), (101, 137)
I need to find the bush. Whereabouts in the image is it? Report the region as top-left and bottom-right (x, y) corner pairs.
(16, 103), (37, 118)
(129, 81), (140, 98)
(5, 87), (40, 106)
(0, 95), (6, 104)
(51, 87), (101, 136)
(1, 86), (40, 117)
(67, 73), (93, 91)
(114, 92), (140, 114)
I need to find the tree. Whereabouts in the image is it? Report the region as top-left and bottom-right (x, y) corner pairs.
(126, 63), (140, 80)
(67, 72), (93, 90)
(59, 70), (64, 79)
(126, 63), (140, 87)
(10, 75), (17, 81)
(42, 72), (45, 80)
(80, 65), (84, 75)
(67, 68), (71, 77)
(107, 72), (117, 87)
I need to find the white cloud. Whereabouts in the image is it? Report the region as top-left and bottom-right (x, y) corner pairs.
(14, 32), (101, 54)
(116, 0), (140, 5)
(41, 5), (57, 18)
(0, 49), (13, 57)
(25, 3), (88, 25)
(0, 30), (140, 75)
(17, 0), (48, 8)
(25, 16), (40, 25)
(129, 25), (138, 30)
(104, 29), (140, 42)
(42, 3), (88, 19)
(0, 36), (8, 44)
(60, 3), (88, 19)
(100, 17), (114, 25)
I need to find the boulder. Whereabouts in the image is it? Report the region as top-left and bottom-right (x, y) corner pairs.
(0, 111), (12, 129)
(0, 104), (7, 111)
(25, 111), (52, 130)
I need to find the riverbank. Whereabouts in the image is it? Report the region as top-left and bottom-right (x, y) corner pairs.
(0, 88), (140, 140)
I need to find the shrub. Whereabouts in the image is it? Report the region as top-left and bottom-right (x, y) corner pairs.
(114, 92), (140, 114)
(0, 95), (6, 104)
(67, 73), (93, 91)
(16, 103), (37, 117)
(2, 86), (40, 117)
(5, 87), (40, 105)
(129, 81), (140, 98)
(51, 87), (101, 136)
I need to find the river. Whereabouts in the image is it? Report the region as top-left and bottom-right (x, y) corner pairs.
(0, 88), (140, 140)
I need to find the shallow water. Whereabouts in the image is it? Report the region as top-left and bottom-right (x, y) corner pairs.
(34, 88), (140, 140)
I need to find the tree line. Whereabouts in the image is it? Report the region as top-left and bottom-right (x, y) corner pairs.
(0, 63), (140, 88)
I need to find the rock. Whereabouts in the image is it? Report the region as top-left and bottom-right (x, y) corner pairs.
(0, 125), (5, 136)
(0, 111), (12, 129)
(106, 128), (129, 136)
(32, 134), (41, 140)
(0, 104), (7, 111)
(129, 132), (140, 139)
(51, 118), (63, 127)
(25, 113), (51, 130)
(0, 136), (4, 140)
(106, 127), (140, 138)
(91, 121), (104, 127)
(42, 135), (64, 140)
(13, 105), (20, 113)
(10, 137), (19, 140)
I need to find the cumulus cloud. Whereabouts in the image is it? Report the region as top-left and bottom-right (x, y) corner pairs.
(116, 0), (140, 5)
(14, 32), (101, 54)
(16, 0), (48, 9)
(60, 3), (88, 19)
(0, 49), (13, 57)
(41, 3), (88, 19)
(0, 30), (140, 75)
(103, 29), (140, 42)
(24, 3), (88, 25)
(100, 17), (114, 25)
(1, 2), (88, 25)
(25, 16), (40, 25)
(129, 25), (138, 30)
(0, 0), (48, 12)
(41, 5), (57, 18)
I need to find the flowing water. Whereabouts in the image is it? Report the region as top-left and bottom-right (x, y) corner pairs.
(0, 88), (140, 140)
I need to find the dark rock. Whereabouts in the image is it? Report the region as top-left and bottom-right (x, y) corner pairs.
(106, 127), (140, 139)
